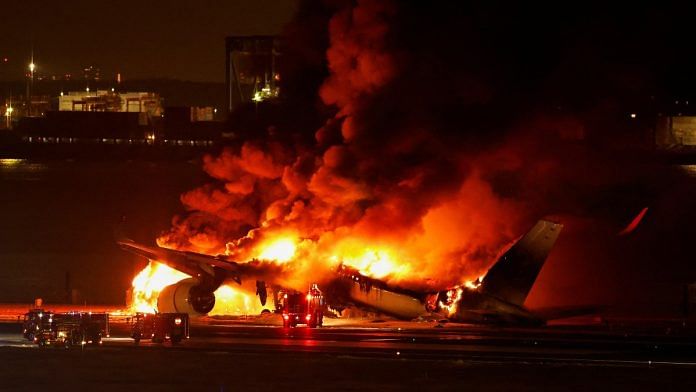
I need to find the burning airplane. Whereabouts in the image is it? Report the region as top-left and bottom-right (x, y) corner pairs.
(119, 219), (562, 325)
(117, 1), (589, 324)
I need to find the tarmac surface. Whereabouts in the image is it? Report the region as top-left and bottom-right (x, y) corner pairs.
(1, 316), (696, 390)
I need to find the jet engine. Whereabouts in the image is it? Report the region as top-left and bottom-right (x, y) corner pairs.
(157, 278), (216, 316)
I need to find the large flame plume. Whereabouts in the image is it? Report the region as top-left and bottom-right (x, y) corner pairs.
(128, 0), (525, 315)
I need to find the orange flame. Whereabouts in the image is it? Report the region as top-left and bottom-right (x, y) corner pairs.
(209, 285), (271, 316)
(438, 276), (483, 316)
(255, 237), (297, 263)
(340, 248), (409, 279)
(130, 261), (189, 313)
(130, 262), (273, 316)
(131, 227), (488, 316)
(439, 286), (463, 316)
(129, 234), (301, 315)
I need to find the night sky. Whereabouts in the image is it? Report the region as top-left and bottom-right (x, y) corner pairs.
(0, 0), (297, 82)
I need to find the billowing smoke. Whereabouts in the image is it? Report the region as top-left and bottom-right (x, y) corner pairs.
(158, 1), (696, 312)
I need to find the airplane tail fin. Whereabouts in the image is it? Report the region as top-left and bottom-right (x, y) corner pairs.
(114, 215), (133, 243)
(480, 220), (563, 307)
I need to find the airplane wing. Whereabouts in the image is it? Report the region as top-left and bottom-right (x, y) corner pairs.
(118, 239), (241, 281)
(117, 239), (285, 289)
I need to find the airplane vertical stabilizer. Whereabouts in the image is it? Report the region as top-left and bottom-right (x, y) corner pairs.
(480, 220), (562, 307)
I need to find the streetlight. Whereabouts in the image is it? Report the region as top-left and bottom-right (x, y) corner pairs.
(27, 61), (35, 115)
(5, 105), (13, 129)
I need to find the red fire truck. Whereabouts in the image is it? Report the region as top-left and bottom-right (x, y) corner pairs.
(277, 284), (325, 328)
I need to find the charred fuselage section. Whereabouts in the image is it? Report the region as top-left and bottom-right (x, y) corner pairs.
(325, 265), (429, 319)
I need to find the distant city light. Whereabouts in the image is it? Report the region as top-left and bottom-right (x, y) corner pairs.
(111, 88), (115, 92)
(29, 63), (35, 72)
(86, 87), (90, 92)
(60, 92), (64, 96)
(630, 113), (637, 119)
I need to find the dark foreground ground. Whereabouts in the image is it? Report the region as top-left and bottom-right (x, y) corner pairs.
(1, 345), (696, 392)
(2, 320), (696, 391)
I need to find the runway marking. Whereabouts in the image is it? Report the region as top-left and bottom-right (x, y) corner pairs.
(362, 338), (400, 342)
(104, 338), (134, 342)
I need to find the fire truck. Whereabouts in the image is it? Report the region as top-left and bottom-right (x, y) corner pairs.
(22, 309), (53, 342)
(131, 313), (189, 344)
(277, 284), (325, 328)
(24, 311), (108, 348)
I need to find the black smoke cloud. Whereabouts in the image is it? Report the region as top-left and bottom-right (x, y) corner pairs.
(161, 1), (696, 314)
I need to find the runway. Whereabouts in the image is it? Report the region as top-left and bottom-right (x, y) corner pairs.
(99, 321), (696, 367)
(4, 317), (696, 363)
(2, 318), (696, 390)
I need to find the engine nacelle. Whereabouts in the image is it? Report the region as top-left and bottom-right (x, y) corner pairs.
(157, 278), (216, 316)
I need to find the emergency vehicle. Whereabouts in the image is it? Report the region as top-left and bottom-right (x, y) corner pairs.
(22, 309), (54, 342)
(131, 313), (189, 344)
(24, 311), (107, 348)
(277, 284), (325, 328)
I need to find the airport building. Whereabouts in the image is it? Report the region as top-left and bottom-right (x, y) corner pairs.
(656, 115), (696, 149)
(58, 90), (162, 116)
(225, 36), (281, 117)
